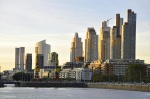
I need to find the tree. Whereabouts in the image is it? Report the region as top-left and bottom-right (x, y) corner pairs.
(125, 64), (146, 82)
(12, 72), (32, 81)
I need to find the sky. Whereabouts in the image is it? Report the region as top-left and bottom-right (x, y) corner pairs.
(0, 0), (150, 71)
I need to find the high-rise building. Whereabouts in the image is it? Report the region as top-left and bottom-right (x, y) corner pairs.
(35, 40), (51, 66)
(110, 14), (123, 59)
(36, 54), (44, 68)
(121, 9), (136, 59)
(50, 52), (59, 66)
(15, 48), (20, 69)
(70, 33), (83, 62)
(20, 47), (25, 70)
(85, 28), (98, 62)
(99, 21), (110, 60)
(15, 47), (25, 70)
(25, 53), (32, 71)
(110, 26), (121, 59)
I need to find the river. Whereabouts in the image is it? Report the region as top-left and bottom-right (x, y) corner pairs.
(0, 85), (150, 99)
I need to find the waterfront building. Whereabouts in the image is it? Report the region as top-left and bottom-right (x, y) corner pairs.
(38, 66), (61, 78)
(98, 21), (110, 60)
(62, 62), (84, 69)
(35, 40), (51, 66)
(121, 9), (136, 59)
(70, 33), (83, 62)
(146, 64), (150, 76)
(25, 53), (32, 71)
(85, 28), (98, 62)
(88, 60), (103, 75)
(101, 59), (144, 76)
(59, 67), (92, 81)
(15, 47), (25, 70)
(50, 52), (59, 66)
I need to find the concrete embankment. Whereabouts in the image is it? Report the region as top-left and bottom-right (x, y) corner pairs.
(18, 82), (150, 92)
(87, 83), (150, 92)
(19, 82), (87, 88)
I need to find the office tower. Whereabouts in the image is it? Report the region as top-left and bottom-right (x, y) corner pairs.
(85, 28), (98, 62)
(15, 48), (20, 69)
(15, 47), (25, 70)
(70, 33), (83, 62)
(25, 53), (32, 71)
(20, 47), (25, 70)
(50, 52), (59, 66)
(36, 54), (44, 68)
(99, 21), (110, 60)
(121, 9), (136, 59)
(110, 26), (121, 59)
(35, 40), (51, 66)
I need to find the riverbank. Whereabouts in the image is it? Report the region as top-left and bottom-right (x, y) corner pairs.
(87, 83), (150, 92)
(19, 82), (87, 88)
(2, 82), (150, 92)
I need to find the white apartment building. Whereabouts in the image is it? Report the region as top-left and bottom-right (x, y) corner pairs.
(59, 68), (92, 81)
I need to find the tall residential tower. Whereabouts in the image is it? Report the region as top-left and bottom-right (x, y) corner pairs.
(85, 28), (98, 62)
(15, 47), (25, 70)
(121, 9), (136, 59)
(70, 33), (83, 62)
(99, 21), (110, 60)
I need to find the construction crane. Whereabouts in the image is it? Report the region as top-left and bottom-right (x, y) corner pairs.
(106, 18), (112, 26)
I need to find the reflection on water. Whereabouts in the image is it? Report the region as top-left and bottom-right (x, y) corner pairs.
(0, 87), (149, 99)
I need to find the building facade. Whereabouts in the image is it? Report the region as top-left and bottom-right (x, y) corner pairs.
(15, 47), (25, 70)
(99, 21), (110, 60)
(101, 59), (144, 76)
(36, 54), (44, 68)
(70, 33), (83, 62)
(110, 26), (121, 59)
(85, 28), (98, 62)
(50, 52), (59, 66)
(15, 48), (20, 69)
(25, 53), (32, 71)
(35, 40), (51, 66)
(121, 9), (136, 59)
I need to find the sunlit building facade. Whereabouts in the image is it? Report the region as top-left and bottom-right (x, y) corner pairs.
(85, 28), (98, 62)
(99, 21), (110, 60)
(70, 33), (83, 62)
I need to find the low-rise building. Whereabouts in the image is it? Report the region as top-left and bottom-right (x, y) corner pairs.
(59, 67), (92, 81)
(146, 64), (150, 76)
(101, 59), (144, 76)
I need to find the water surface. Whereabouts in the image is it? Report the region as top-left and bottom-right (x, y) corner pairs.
(0, 86), (149, 99)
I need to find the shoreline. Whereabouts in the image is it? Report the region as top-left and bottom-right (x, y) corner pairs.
(1, 82), (150, 92)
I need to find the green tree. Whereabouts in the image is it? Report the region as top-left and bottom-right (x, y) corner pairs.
(12, 72), (32, 81)
(125, 64), (146, 82)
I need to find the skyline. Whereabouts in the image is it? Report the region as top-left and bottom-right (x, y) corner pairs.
(0, 0), (150, 71)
